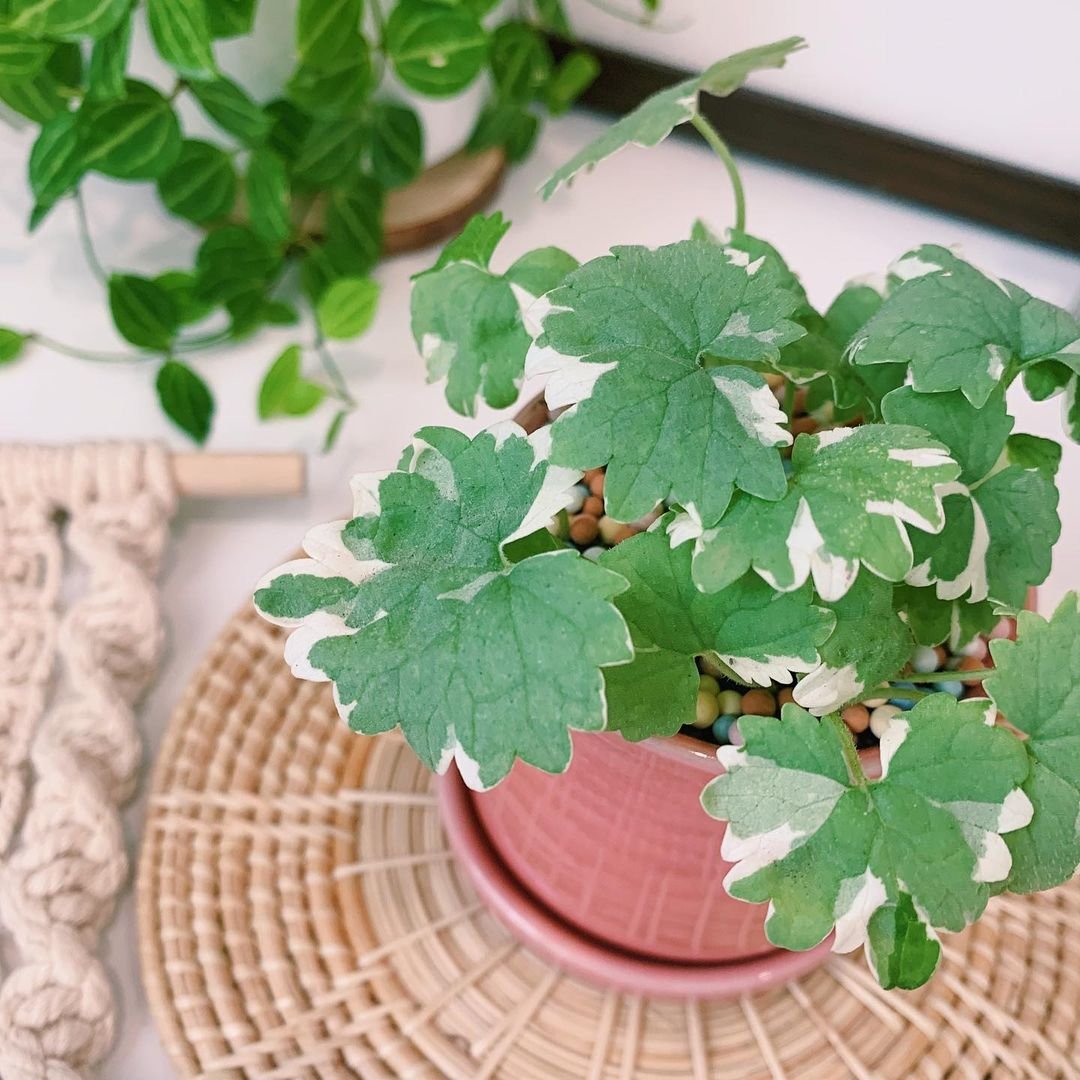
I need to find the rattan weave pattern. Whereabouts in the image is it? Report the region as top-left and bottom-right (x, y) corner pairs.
(137, 605), (1080, 1079)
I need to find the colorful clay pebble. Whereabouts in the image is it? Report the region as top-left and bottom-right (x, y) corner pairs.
(694, 690), (720, 728)
(712, 715), (737, 743)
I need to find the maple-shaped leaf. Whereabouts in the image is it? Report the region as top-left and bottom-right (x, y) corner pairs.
(411, 212), (577, 416)
(539, 38), (805, 200)
(986, 595), (1080, 893)
(527, 239), (806, 525)
(254, 423), (633, 790)
(701, 697), (1032, 989)
(885, 386), (1060, 611)
(847, 245), (1080, 408)
(1022, 354), (1080, 443)
(598, 528), (833, 739)
(676, 424), (960, 602)
(893, 583), (998, 651)
(794, 573), (914, 715)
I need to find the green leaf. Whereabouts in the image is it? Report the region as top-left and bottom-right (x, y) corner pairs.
(317, 276), (379, 340)
(254, 424), (633, 789)
(489, 21), (551, 104)
(80, 80), (183, 180)
(296, 0), (362, 68)
(8, 0), (128, 40)
(108, 274), (180, 350)
(27, 110), (84, 220)
(385, 0), (487, 98)
(323, 408), (348, 451)
(265, 97), (312, 164)
(882, 385), (1013, 486)
(0, 28), (51, 76)
(701, 696), (1032, 989)
(208, 0), (257, 38)
(794, 574), (913, 715)
(188, 75), (271, 145)
(894, 584), (997, 651)
(0, 328), (28, 364)
(370, 100), (423, 189)
(156, 139), (236, 224)
(147, 0), (216, 79)
(45, 41), (82, 88)
(1006, 433), (1061, 477)
(245, 147), (291, 247)
(532, 239), (805, 525)
(286, 42), (372, 117)
(86, 13), (131, 100)
(598, 528), (832, 739)
(323, 173), (384, 276)
(540, 38), (805, 199)
(682, 424), (961, 600)
(257, 344), (326, 419)
(156, 359), (214, 443)
(291, 115), (366, 188)
(0, 66), (68, 121)
(412, 213), (577, 416)
(194, 225), (281, 304)
(532, 0), (572, 36)
(848, 245), (1080, 408)
(986, 595), (1080, 893)
(154, 270), (215, 326)
(465, 100), (538, 163)
(545, 48), (599, 115)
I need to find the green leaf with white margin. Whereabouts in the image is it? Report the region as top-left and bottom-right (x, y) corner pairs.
(258, 345), (326, 419)
(885, 385), (1060, 611)
(847, 245), (1080, 408)
(894, 584), (998, 652)
(385, 0), (488, 98)
(539, 38), (805, 200)
(8, 0), (128, 39)
(254, 423), (633, 789)
(1005, 433), (1061, 477)
(701, 697), (1032, 989)
(411, 213), (577, 416)
(529, 239), (805, 526)
(156, 140), (237, 224)
(146, 0), (216, 79)
(986, 594), (1080, 893)
(676, 424), (960, 601)
(794, 573), (914, 716)
(598, 528), (833, 739)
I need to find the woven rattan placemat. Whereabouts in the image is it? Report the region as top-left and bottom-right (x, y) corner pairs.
(137, 604), (1080, 1079)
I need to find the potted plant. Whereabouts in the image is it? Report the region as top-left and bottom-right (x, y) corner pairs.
(0, 0), (648, 446)
(254, 37), (1080, 993)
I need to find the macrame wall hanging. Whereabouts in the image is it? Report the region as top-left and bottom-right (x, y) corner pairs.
(0, 443), (301, 1079)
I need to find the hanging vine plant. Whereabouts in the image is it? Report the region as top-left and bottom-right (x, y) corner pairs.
(0, 0), (652, 446)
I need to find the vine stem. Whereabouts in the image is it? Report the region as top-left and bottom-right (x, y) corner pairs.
(73, 190), (108, 285)
(689, 112), (746, 233)
(900, 668), (995, 683)
(826, 712), (866, 787)
(28, 332), (144, 365)
(314, 331), (356, 407)
(782, 379), (797, 425)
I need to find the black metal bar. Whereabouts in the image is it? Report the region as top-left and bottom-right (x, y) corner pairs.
(554, 39), (1080, 254)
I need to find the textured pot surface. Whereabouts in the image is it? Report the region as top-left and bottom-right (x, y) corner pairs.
(470, 729), (774, 964)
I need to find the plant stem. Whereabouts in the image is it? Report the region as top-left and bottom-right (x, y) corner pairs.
(74, 190), (108, 285)
(856, 686), (932, 704)
(899, 668), (995, 683)
(689, 112), (746, 233)
(827, 712), (866, 787)
(29, 332), (145, 365)
(314, 332), (356, 407)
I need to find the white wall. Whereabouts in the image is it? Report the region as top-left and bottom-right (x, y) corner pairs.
(570, 0), (1080, 183)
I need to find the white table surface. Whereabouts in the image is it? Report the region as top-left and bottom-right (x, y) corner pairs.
(1, 110), (1078, 1078)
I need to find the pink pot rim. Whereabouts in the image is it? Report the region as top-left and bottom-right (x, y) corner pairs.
(438, 764), (836, 998)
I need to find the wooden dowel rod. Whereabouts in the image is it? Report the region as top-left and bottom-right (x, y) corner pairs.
(172, 453), (306, 498)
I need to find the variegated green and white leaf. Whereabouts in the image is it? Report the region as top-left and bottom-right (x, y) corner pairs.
(597, 527), (833, 738)
(848, 245), (1080, 408)
(894, 584), (998, 651)
(676, 424), (961, 602)
(528, 239), (806, 525)
(986, 594), (1080, 893)
(539, 38), (805, 200)
(701, 697), (1032, 989)
(411, 213), (577, 416)
(254, 423), (633, 789)
(794, 574), (913, 715)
